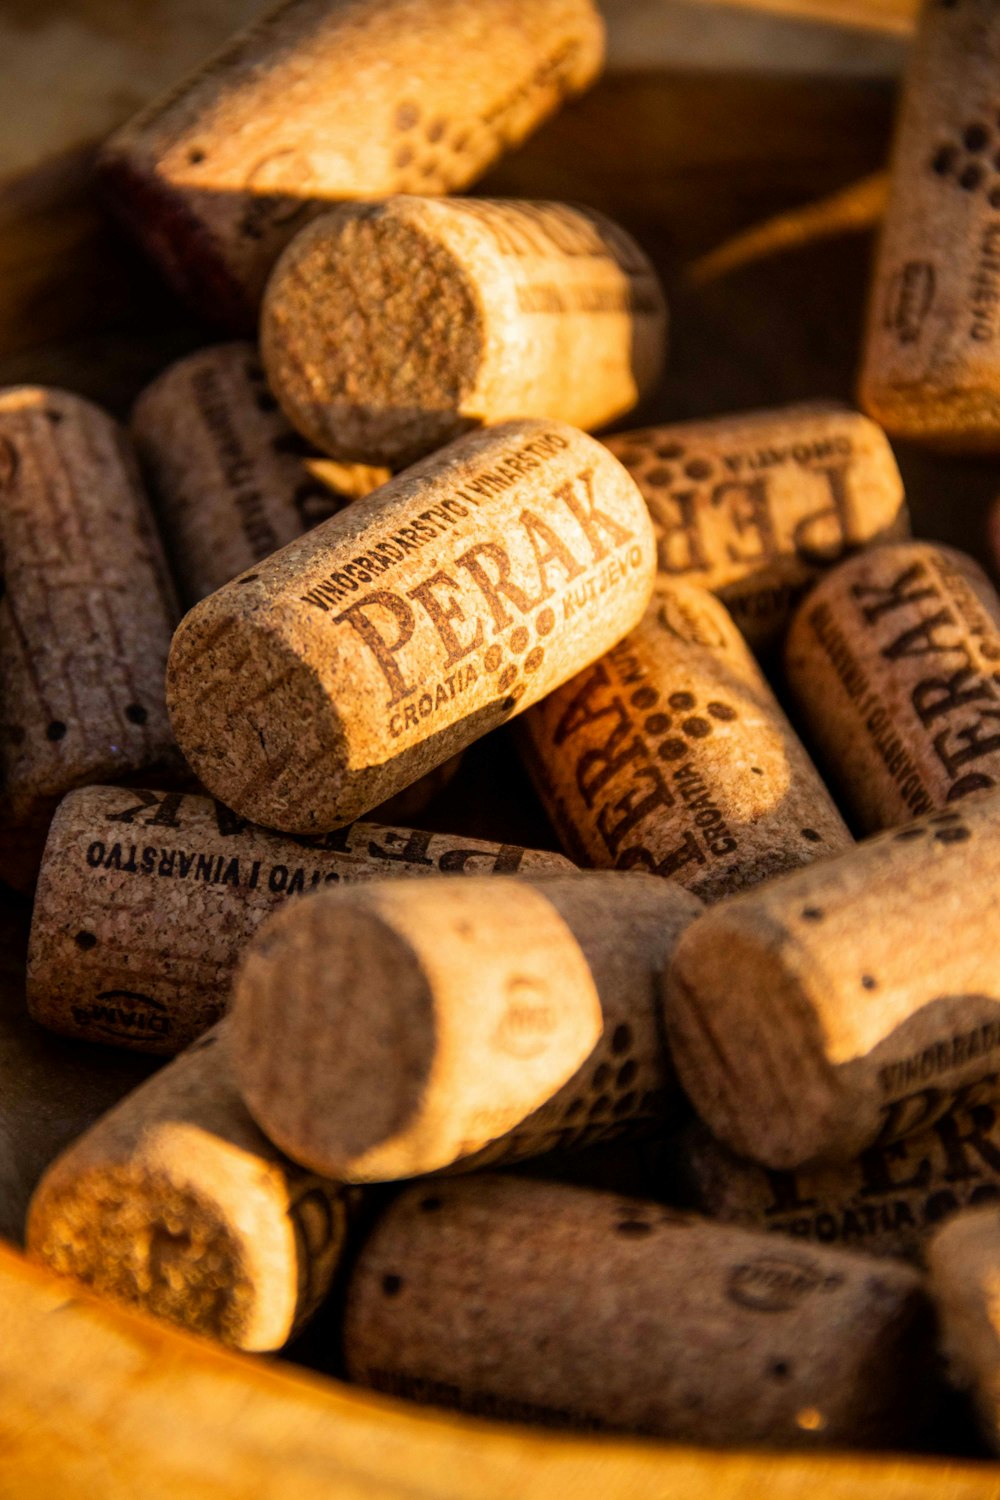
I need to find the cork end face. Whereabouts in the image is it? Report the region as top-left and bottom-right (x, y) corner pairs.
(859, 378), (1000, 452)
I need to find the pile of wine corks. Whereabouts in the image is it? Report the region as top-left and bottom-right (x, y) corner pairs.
(12, 0), (1000, 1464)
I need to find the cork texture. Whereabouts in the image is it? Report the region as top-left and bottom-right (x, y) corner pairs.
(27, 1022), (350, 1353)
(859, 0), (1000, 447)
(927, 1207), (1000, 1452)
(519, 581), (851, 902)
(26, 783), (572, 1055)
(663, 791), (1000, 1169)
(99, 0), (605, 327)
(261, 197), (666, 467)
(166, 420), (657, 832)
(230, 872), (700, 1181)
(605, 404), (909, 650)
(344, 1174), (931, 1448)
(0, 387), (180, 890)
(785, 541), (1000, 834)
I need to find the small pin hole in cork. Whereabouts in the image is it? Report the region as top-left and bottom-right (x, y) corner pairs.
(616, 1220), (652, 1237)
(611, 1024), (633, 1055)
(46, 721), (66, 741)
(382, 1274), (404, 1297)
(124, 703), (147, 725)
(861, 975), (878, 991)
(235, 575), (259, 586)
(74, 931), (97, 950)
(769, 1360), (792, 1380)
(800, 829), (822, 843)
(802, 907), (824, 921)
(187, 147), (206, 164)
(419, 1197), (442, 1213)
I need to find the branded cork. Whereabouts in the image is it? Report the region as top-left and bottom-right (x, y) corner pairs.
(927, 1207), (1000, 1451)
(99, 0), (605, 329)
(26, 783), (571, 1055)
(132, 344), (390, 609)
(0, 387), (180, 890)
(785, 541), (1000, 834)
(27, 1022), (349, 1352)
(167, 420), (657, 833)
(859, 0), (1000, 447)
(261, 198), (666, 467)
(605, 404), (909, 650)
(663, 792), (1000, 1170)
(519, 581), (851, 903)
(230, 872), (700, 1181)
(344, 1174), (931, 1447)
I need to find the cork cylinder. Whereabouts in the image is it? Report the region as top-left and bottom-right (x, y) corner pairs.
(99, 0), (605, 329)
(605, 404), (909, 651)
(230, 872), (700, 1182)
(927, 1207), (1000, 1451)
(344, 1174), (931, 1448)
(785, 541), (1000, 834)
(26, 784), (571, 1056)
(519, 581), (851, 902)
(261, 198), (666, 467)
(859, 0), (1000, 448)
(166, 420), (657, 832)
(27, 1022), (350, 1353)
(663, 791), (1000, 1170)
(0, 387), (179, 890)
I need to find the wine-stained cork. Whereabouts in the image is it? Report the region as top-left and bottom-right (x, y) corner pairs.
(927, 1207), (1000, 1451)
(231, 872), (700, 1181)
(261, 198), (665, 467)
(859, 0), (1000, 448)
(132, 344), (390, 609)
(27, 1022), (350, 1352)
(519, 581), (851, 903)
(167, 420), (656, 832)
(785, 542), (1000, 834)
(345, 1175), (931, 1447)
(605, 405), (909, 650)
(663, 792), (1000, 1170)
(99, 0), (605, 329)
(0, 387), (180, 890)
(27, 784), (571, 1056)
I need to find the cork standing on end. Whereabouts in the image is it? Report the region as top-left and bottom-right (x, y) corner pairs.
(99, 0), (606, 328)
(785, 541), (1000, 834)
(261, 198), (666, 467)
(0, 387), (180, 890)
(230, 872), (700, 1181)
(166, 420), (657, 833)
(605, 404), (909, 650)
(519, 581), (851, 902)
(927, 1207), (1000, 1452)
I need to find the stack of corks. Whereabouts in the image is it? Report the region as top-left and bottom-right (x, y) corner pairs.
(11, 0), (1000, 1466)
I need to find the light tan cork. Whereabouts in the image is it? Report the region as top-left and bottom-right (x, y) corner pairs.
(518, 581), (851, 903)
(785, 541), (1000, 834)
(230, 872), (700, 1181)
(344, 1174), (931, 1448)
(0, 387), (180, 891)
(260, 197), (666, 467)
(132, 343), (390, 609)
(605, 404), (909, 650)
(166, 420), (657, 833)
(676, 1108), (1000, 1264)
(859, 0), (1000, 448)
(98, 0), (605, 329)
(26, 783), (572, 1056)
(27, 1021), (350, 1353)
(663, 790), (1000, 1170)
(927, 1207), (1000, 1451)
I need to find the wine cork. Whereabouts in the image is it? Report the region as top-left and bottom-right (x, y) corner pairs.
(167, 419), (657, 833)
(605, 404), (909, 651)
(344, 1174), (931, 1447)
(519, 581), (851, 903)
(230, 872), (700, 1182)
(132, 343), (390, 609)
(859, 0), (1000, 448)
(927, 1207), (1000, 1451)
(663, 791), (1000, 1170)
(27, 783), (572, 1056)
(0, 387), (180, 890)
(27, 1022), (350, 1352)
(99, 0), (605, 329)
(785, 541), (1000, 834)
(676, 1107), (1000, 1265)
(261, 197), (666, 467)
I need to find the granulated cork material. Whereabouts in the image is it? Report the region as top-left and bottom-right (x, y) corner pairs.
(166, 420), (656, 832)
(99, 0), (605, 327)
(785, 541), (1000, 833)
(261, 197), (665, 467)
(927, 1207), (1000, 1452)
(519, 581), (850, 902)
(605, 404), (909, 650)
